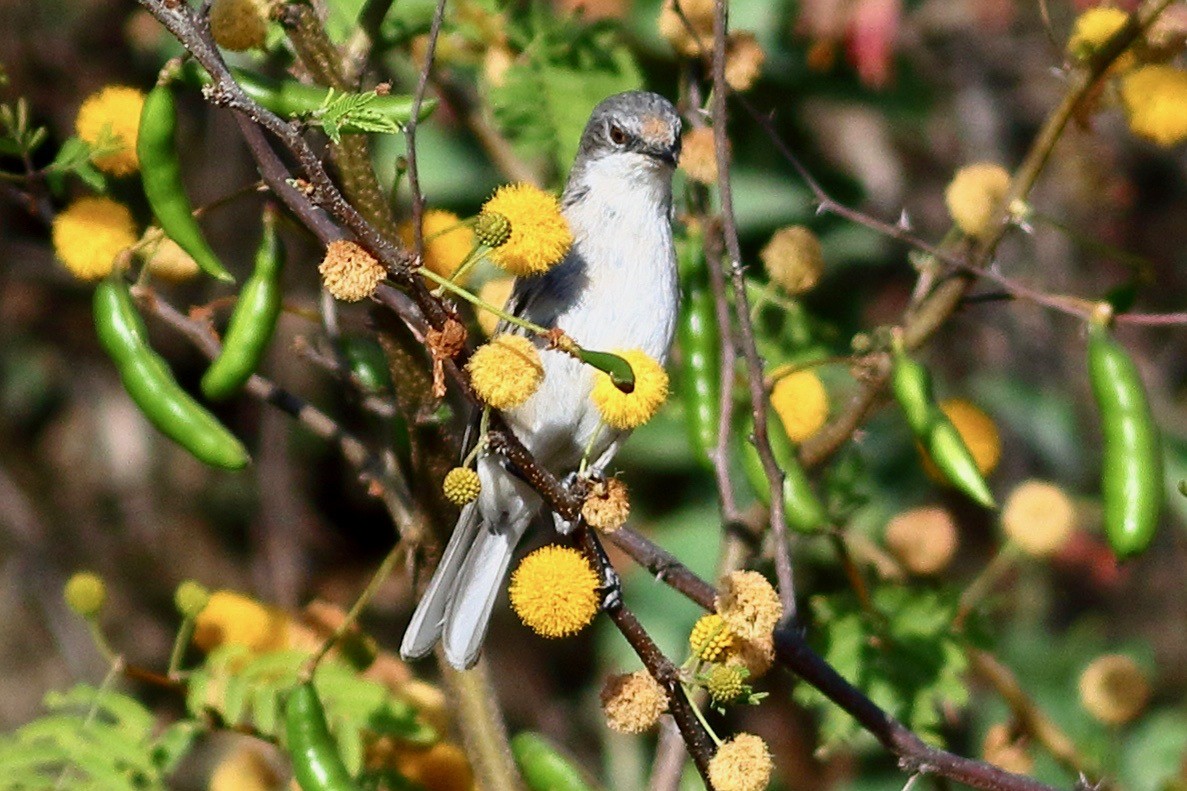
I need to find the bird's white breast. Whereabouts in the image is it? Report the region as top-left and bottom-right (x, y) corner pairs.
(507, 152), (679, 471)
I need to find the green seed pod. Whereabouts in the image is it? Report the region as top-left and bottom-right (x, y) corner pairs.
(284, 682), (361, 791)
(339, 335), (395, 395)
(510, 732), (598, 791)
(890, 344), (994, 508)
(94, 277), (249, 470)
(1088, 321), (1162, 558)
(677, 227), (720, 469)
(201, 209), (285, 400)
(138, 85), (234, 283)
(739, 414), (828, 533)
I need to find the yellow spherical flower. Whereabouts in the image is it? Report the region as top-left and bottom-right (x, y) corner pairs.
(679, 126), (719, 185)
(398, 209), (476, 281)
(770, 370), (828, 442)
(75, 85), (144, 176)
(192, 590), (290, 654)
(1067, 7), (1131, 63)
(64, 572), (107, 618)
(761, 226), (825, 295)
(591, 349), (669, 430)
(922, 398), (1000, 480)
(725, 634), (775, 680)
(481, 184), (572, 275)
(1121, 65), (1187, 147)
(885, 506), (959, 576)
(476, 277), (516, 337)
(725, 31), (766, 92)
(467, 334), (544, 410)
(208, 745), (279, 791)
(319, 239), (386, 302)
(52, 196), (137, 281)
(581, 476), (630, 532)
(508, 545), (600, 638)
(657, 0), (715, 56)
(210, 0), (269, 51)
(142, 233), (200, 282)
(982, 723), (1035, 776)
(601, 670), (668, 733)
(1079, 654), (1150, 725)
(392, 742), (475, 791)
(708, 733), (774, 791)
(716, 570), (782, 642)
(1002, 480), (1076, 557)
(689, 613), (737, 662)
(443, 467), (481, 506)
(945, 163), (1011, 240)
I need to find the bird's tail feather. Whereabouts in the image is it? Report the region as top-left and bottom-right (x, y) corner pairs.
(399, 503), (481, 661)
(442, 514), (532, 669)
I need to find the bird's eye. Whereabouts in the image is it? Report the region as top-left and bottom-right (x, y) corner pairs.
(608, 124), (628, 146)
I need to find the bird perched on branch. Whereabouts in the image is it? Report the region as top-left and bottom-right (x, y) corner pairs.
(400, 91), (683, 669)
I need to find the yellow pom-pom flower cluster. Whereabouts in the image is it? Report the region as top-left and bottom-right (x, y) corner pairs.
(770, 370), (829, 442)
(64, 572), (107, 618)
(1002, 479), (1076, 557)
(591, 349), (669, 430)
(443, 467), (481, 506)
(508, 546), (600, 638)
(467, 334), (544, 410)
(210, 0), (269, 51)
(319, 239), (386, 302)
(399, 209), (476, 281)
(760, 226), (825, 295)
(75, 86), (145, 176)
(143, 234), (200, 282)
(192, 590), (290, 654)
(725, 32), (766, 92)
(707, 733), (774, 791)
(689, 613), (737, 662)
(481, 184), (572, 275)
(476, 277), (515, 337)
(885, 506), (959, 576)
(945, 163), (1012, 239)
(391, 742), (475, 791)
(208, 746), (280, 791)
(1078, 654), (1150, 725)
(1067, 7), (1131, 63)
(1121, 65), (1187, 147)
(679, 127), (719, 185)
(581, 476), (630, 532)
(600, 670), (668, 733)
(52, 196), (137, 281)
(657, 0), (714, 56)
(716, 570), (782, 642)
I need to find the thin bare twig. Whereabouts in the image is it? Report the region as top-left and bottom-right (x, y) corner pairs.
(709, 0), (797, 617)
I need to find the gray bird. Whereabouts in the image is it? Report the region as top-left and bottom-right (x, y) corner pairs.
(400, 91), (683, 670)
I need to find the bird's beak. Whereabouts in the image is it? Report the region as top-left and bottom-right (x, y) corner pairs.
(644, 143), (679, 167)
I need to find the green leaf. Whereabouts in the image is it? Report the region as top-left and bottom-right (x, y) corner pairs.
(489, 22), (641, 180)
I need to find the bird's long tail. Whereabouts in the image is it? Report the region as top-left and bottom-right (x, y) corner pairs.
(399, 504), (532, 669)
